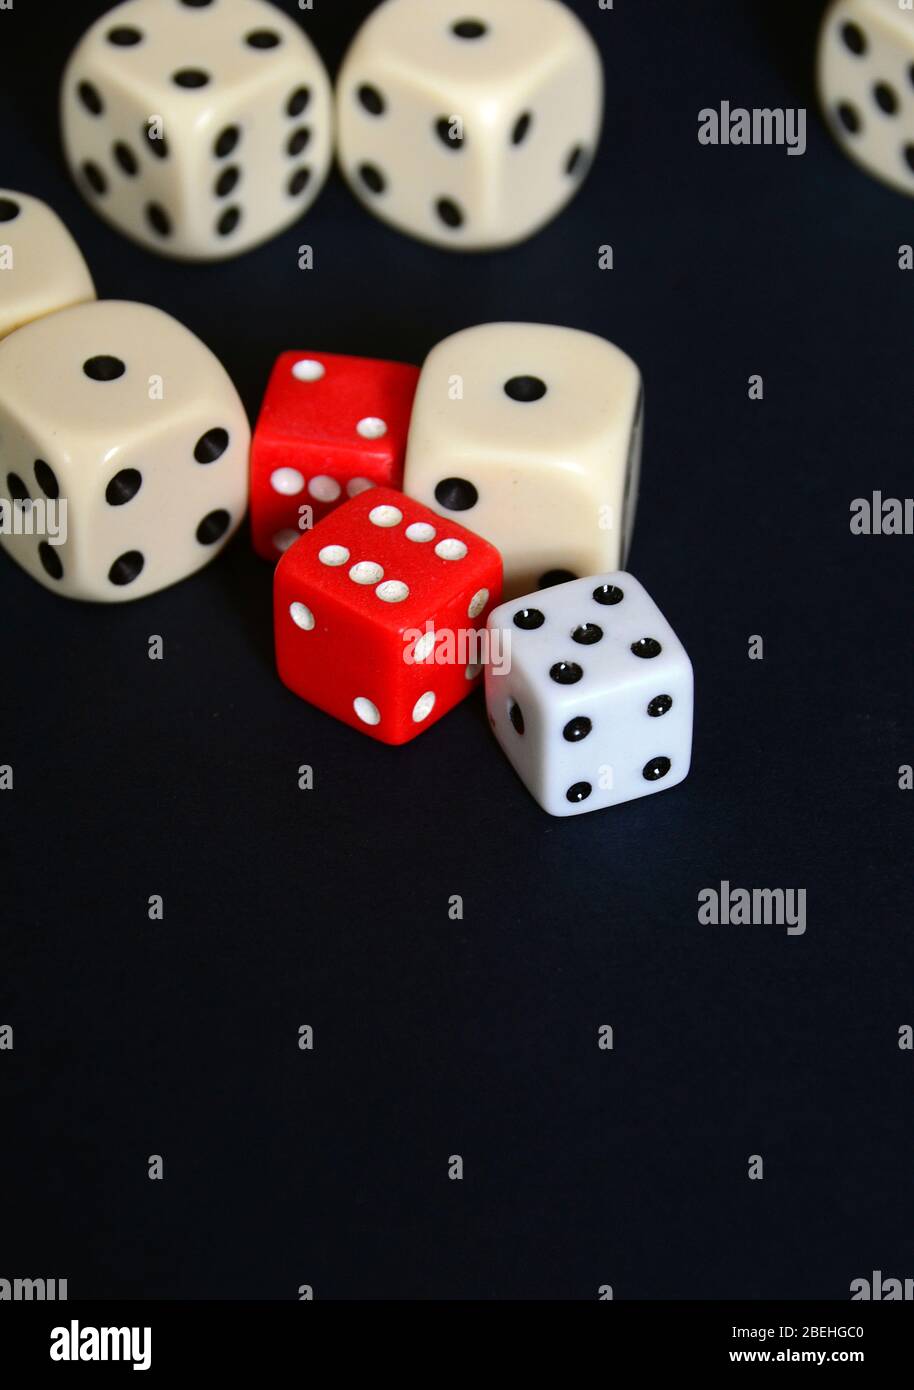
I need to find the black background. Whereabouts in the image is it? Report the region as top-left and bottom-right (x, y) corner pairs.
(2, 0), (913, 1300)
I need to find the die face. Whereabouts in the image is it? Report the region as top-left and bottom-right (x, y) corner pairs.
(0, 191), (96, 342)
(250, 351), (419, 560)
(61, 0), (333, 259)
(486, 573), (693, 816)
(404, 323), (642, 598)
(274, 487), (502, 743)
(0, 300), (249, 601)
(336, 0), (602, 249)
(818, 0), (914, 196)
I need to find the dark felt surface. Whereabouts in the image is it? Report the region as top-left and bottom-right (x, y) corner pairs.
(2, 0), (912, 1299)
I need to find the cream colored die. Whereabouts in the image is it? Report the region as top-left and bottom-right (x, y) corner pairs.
(60, 0), (333, 260)
(336, 0), (602, 250)
(0, 190), (95, 342)
(0, 300), (249, 601)
(403, 323), (643, 599)
(818, 0), (914, 195)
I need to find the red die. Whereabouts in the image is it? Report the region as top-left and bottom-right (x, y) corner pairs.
(250, 350), (419, 561)
(274, 487), (503, 744)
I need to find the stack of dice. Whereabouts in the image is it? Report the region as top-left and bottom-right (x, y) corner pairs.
(0, 0), (694, 819)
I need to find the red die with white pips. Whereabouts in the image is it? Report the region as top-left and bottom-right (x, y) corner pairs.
(274, 487), (503, 744)
(250, 349), (419, 560)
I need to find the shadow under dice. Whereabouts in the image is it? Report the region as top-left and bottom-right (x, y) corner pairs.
(404, 322), (643, 599)
(61, 0), (333, 259)
(250, 350), (419, 561)
(274, 487), (502, 744)
(818, 0), (914, 195)
(0, 300), (249, 601)
(485, 573), (693, 816)
(336, 0), (603, 250)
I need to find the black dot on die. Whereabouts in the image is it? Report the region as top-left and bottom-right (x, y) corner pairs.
(181, 0), (213, 7)
(643, 756), (671, 782)
(196, 509), (231, 545)
(288, 168), (311, 196)
(910, 64), (914, 91)
(78, 81), (104, 115)
(39, 542), (63, 581)
(512, 112), (532, 145)
(246, 29), (281, 49)
(593, 583), (624, 605)
(7, 472), (30, 502)
(631, 637), (662, 659)
(105, 469), (142, 506)
(358, 84), (385, 116)
(566, 145), (587, 177)
(287, 87), (310, 117)
(83, 355), (125, 381)
(436, 197), (464, 228)
(539, 570), (576, 589)
(114, 142), (139, 176)
(874, 82), (898, 115)
(550, 661), (583, 685)
(82, 162), (107, 195)
(215, 166), (240, 197)
(563, 716), (591, 742)
(436, 117), (464, 149)
(359, 163), (386, 194)
(566, 782), (592, 804)
(217, 206), (241, 236)
(509, 700), (524, 735)
(173, 68), (210, 89)
(214, 125), (240, 158)
(513, 607), (544, 630)
(146, 202), (172, 236)
(0, 197), (20, 221)
(648, 694), (673, 718)
(906, 145), (914, 175)
(840, 21), (867, 56)
(452, 19), (488, 39)
(504, 375), (546, 402)
(34, 460), (59, 499)
(572, 623), (602, 645)
(836, 103), (861, 135)
(144, 125), (168, 159)
(287, 127), (310, 156)
(435, 477), (477, 510)
(107, 26), (143, 46)
(108, 550), (144, 586)
(194, 428), (229, 463)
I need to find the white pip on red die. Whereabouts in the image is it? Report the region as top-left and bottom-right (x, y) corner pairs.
(0, 299), (249, 601)
(0, 189), (96, 342)
(485, 573), (693, 816)
(818, 0), (914, 196)
(335, 0), (602, 250)
(250, 350), (419, 560)
(60, 0), (333, 260)
(404, 322), (643, 599)
(274, 487), (502, 744)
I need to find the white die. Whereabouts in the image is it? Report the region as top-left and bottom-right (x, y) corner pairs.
(0, 189), (96, 342)
(60, 0), (333, 260)
(404, 322), (643, 599)
(818, 0), (914, 195)
(0, 299), (249, 601)
(485, 573), (693, 816)
(336, 0), (602, 250)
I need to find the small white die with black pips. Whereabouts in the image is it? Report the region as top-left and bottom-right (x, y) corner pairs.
(60, 0), (333, 260)
(0, 299), (249, 602)
(336, 0), (602, 250)
(485, 573), (693, 816)
(817, 0), (914, 197)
